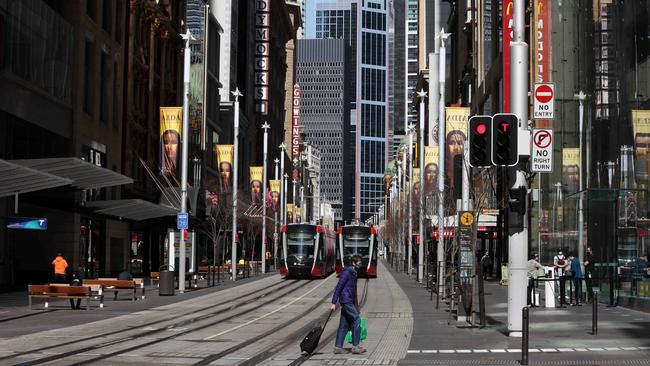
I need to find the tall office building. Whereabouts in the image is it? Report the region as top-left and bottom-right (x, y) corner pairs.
(404, 0), (418, 130)
(296, 39), (350, 221)
(306, 0), (389, 221)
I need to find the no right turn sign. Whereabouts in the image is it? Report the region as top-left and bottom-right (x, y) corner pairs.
(531, 128), (553, 172)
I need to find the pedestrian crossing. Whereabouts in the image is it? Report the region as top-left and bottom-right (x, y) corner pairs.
(406, 346), (650, 354)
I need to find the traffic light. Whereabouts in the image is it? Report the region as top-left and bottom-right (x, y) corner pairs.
(468, 116), (492, 168)
(491, 113), (519, 166)
(508, 186), (527, 215)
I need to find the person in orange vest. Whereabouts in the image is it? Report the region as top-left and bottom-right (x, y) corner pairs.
(51, 253), (68, 283)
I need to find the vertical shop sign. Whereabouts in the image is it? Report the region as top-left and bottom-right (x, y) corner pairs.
(534, 0), (552, 128)
(255, 0), (270, 115)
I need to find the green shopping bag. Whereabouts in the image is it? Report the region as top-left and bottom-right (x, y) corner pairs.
(345, 318), (367, 343)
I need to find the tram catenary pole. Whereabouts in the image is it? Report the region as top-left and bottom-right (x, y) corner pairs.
(417, 89), (427, 283)
(408, 124), (415, 276)
(507, 0), (530, 337)
(273, 158), (279, 271)
(231, 88), (242, 282)
(179, 29), (195, 293)
(437, 29), (450, 298)
(261, 122), (270, 274)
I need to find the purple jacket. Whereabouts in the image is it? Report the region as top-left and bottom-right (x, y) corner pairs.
(332, 266), (358, 305)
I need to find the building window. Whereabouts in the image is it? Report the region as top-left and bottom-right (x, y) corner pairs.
(84, 40), (95, 115)
(100, 51), (109, 124)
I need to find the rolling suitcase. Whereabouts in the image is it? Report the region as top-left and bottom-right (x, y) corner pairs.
(300, 309), (334, 355)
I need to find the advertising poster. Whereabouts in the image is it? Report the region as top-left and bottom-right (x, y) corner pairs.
(562, 148), (579, 193)
(286, 203), (294, 224)
(445, 107), (469, 190)
(269, 180), (281, 213)
(216, 145), (234, 195)
(249, 166), (263, 206)
(160, 107), (182, 177)
(412, 167), (421, 202)
(423, 146), (439, 197)
(632, 110), (650, 187)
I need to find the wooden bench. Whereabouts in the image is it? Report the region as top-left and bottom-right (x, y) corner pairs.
(95, 278), (146, 299)
(28, 285), (103, 310)
(83, 279), (138, 301)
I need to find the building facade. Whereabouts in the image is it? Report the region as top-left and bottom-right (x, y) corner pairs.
(296, 39), (350, 221)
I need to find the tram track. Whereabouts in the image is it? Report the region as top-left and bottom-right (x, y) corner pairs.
(234, 277), (371, 366)
(6, 278), (302, 365)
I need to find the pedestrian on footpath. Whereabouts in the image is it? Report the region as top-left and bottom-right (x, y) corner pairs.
(583, 246), (595, 302)
(51, 253), (68, 283)
(554, 249), (569, 307)
(568, 253), (583, 306)
(527, 253), (544, 307)
(481, 251), (492, 280)
(330, 255), (366, 355)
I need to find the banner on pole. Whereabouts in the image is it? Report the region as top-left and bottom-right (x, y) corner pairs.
(160, 107), (183, 177)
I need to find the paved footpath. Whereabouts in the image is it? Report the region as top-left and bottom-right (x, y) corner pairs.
(388, 263), (650, 365)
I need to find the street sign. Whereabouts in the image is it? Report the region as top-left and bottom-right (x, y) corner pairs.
(177, 213), (188, 230)
(531, 128), (553, 172)
(533, 83), (554, 119)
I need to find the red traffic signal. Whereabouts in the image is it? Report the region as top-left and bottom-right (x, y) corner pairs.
(491, 113), (519, 167)
(468, 116), (492, 168)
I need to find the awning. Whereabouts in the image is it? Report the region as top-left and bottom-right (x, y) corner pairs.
(85, 199), (177, 221)
(0, 159), (73, 198)
(10, 158), (133, 190)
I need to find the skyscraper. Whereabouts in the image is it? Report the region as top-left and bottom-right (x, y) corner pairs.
(296, 39), (350, 221)
(306, 0), (389, 221)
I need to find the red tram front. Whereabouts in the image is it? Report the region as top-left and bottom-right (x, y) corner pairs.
(280, 224), (336, 279)
(336, 225), (378, 278)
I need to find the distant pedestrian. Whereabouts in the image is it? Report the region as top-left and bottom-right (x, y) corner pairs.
(480, 252), (492, 280)
(51, 253), (68, 283)
(568, 253), (583, 306)
(69, 274), (82, 309)
(330, 255), (365, 355)
(527, 253), (544, 307)
(554, 249), (569, 307)
(118, 269), (133, 281)
(583, 246), (595, 302)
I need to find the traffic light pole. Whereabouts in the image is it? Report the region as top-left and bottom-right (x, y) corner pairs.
(507, 0), (529, 337)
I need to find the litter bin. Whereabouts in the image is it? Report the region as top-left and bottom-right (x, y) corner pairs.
(159, 265), (175, 296)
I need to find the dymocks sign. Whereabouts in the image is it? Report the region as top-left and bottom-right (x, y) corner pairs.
(255, 0), (270, 115)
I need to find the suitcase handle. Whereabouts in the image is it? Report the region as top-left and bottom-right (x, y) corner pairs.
(322, 308), (335, 329)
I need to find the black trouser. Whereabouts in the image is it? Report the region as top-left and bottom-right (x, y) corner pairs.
(527, 277), (535, 306)
(559, 276), (567, 306)
(585, 271), (594, 300)
(69, 299), (81, 309)
(573, 277), (583, 304)
(483, 265), (489, 280)
(54, 273), (66, 283)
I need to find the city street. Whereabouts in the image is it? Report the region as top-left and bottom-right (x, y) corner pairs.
(0, 261), (649, 365)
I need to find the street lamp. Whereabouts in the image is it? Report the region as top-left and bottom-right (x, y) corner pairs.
(417, 88), (427, 283)
(231, 87), (242, 281)
(261, 122), (270, 274)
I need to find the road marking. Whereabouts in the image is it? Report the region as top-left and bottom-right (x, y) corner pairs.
(490, 349), (506, 353)
(588, 348), (606, 351)
(439, 350), (455, 353)
(456, 350), (471, 353)
(540, 348), (558, 352)
(473, 350), (489, 353)
(405, 347), (648, 355)
(204, 276), (333, 340)
(407, 350), (421, 354)
(421, 350), (437, 353)
(557, 348), (574, 352)
(506, 349), (520, 353)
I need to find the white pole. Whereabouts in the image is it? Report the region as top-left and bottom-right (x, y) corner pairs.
(262, 122), (270, 274)
(437, 29), (449, 297)
(283, 173), (288, 226)
(575, 91), (587, 273)
(280, 143), (286, 226)
(507, 0), (529, 337)
(401, 147), (407, 270)
(201, 2), (209, 151)
(429, 1), (440, 146)
(231, 88), (242, 281)
(417, 89), (427, 283)
(274, 159), (279, 180)
(179, 30), (194, 293)
(408, 125), (414, 276)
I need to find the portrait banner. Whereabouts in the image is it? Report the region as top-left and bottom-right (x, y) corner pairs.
(160, 107), (183, 177)
(249, 166), (263, 206)
(562, 148), (579, 193)
(286, 203), (294, 223)
(423, 146), (439, 196)
(445, 107), (470, 190)
(269, 179), (281, 213)
(216, 145), (234, 195)
(632, 110), (650, 186)
(412, 167), (421, 203)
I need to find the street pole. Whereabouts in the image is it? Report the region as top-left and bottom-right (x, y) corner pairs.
(292, 177), (298, 223)
(417, 89), (427, 283)
(179, 30), (194, 293)
(429, 0), (440, 147)
(273, 157), (279, 271)
(280, 143), (286, 227)
(201, 1), (209, 151)
(231, 88), (242, 282)
(575, 91), (587, 273)
(408, 124), (415, 276)
(508, 0), (529, 337)
(261, 122), (270, 274)
(283, 173), (288, 226)
(437, 29), (450, 298)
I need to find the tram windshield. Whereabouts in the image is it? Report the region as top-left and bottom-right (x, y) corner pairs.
(343, 233), (370, 257)
(286, 231), (316, 259)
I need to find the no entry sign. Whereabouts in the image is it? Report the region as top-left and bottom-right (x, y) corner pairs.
(533, 83), (554, 119)
(531, 128), (553, 172)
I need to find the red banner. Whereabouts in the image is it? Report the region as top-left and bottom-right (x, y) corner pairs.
(503, 0), (513, 113)
(534, 0), (552, 128)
